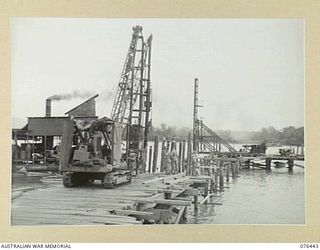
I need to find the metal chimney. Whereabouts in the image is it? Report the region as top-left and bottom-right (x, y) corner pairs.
(46, 99), (51, 117)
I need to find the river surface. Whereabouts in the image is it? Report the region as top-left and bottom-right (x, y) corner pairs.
(148, 142), (305, 224)
(12, 166), (305, 225)
(187, 166), (305, 225)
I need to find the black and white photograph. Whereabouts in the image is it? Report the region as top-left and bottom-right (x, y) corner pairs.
(11, 18), (304, 226)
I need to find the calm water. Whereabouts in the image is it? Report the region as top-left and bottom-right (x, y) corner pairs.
(187, 166), (305, 224)
(146, 142), (305, 224)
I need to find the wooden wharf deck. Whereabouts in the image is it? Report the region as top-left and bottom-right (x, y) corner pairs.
(11, 141), (305, 226)
(11, 173), (201, 226)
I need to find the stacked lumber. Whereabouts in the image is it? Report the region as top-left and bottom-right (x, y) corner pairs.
(11, 173), (192, 225)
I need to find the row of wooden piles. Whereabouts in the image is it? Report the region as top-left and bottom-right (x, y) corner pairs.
(188, 157), (243, 210)
(146, 135), (193, 174)
(146, 135), (304, 174)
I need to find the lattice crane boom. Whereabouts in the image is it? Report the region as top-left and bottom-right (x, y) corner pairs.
(110, 26), (152, 125)
(109, 25), (153, 174)
(110, 26), (141, 122)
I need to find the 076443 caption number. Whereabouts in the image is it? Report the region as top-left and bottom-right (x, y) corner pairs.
(300, 244), (319, 248)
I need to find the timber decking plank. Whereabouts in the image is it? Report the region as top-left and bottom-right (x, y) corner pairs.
(12, 202), (132, 210)
(154, 199), (192, 206)
(111, 209), (154, 216)
(12, 210), (139, 222)
(11, 173), (192, 225)
(12, 215), (141, 225)
(12, 205), (127, 212)
(16, 195), (137, 205)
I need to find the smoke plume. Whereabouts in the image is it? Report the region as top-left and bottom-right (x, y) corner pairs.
(48, 90), (96, 101)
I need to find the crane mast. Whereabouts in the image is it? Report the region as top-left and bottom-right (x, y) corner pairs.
(111, 26), (152, 124)
(110, 26), (152, 173)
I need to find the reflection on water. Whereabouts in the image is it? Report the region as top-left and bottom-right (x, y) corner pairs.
(187, 167), (305, 225)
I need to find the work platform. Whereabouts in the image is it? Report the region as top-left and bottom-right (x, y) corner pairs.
(11, 152), (305, 226)
(11, 173), (200, 226)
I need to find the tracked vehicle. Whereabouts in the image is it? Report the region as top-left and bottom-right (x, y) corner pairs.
(60, 117), (132, 188)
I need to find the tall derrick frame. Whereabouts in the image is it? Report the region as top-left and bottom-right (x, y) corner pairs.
(110, 26), (153, 173)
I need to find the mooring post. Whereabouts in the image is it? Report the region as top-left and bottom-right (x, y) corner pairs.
(231, 162), (235, 179)
(148, 146), (153, 173)
(219, 170), (224, 191)
(194, 195), (198, 211)
(182, 140), (186, 172)
(214, 166), (218, 193)
(152, 136), (159, 173)
(266, 158), (271, 171)
(226, 163), (230, 182)
(219, 161), (224, 191)
(204, 181), (209, 197)
(206, 161), (211, 176)
(178, 142), (183, 173)
(210, 177), (214, 193)
(245, 160), (249, 169)
(160, 140), (166, 172)
(236, 159), (240, 174)
(191, 155), (195, 176)
(186, 133), (192, 175)
(288, 159), (294, 171)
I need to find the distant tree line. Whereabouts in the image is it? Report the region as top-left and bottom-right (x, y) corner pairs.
(149, 124), (191, 141)
(250, 126), (304, 146)
(149, 124), (304, 146)
(148, 124), (242, 143)
(215, 130), (238, 143)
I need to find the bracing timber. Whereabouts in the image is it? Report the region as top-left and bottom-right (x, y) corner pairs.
(193, 78), (237, 154)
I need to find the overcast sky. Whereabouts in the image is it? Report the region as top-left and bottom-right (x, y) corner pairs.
(11, 18), (304, 131)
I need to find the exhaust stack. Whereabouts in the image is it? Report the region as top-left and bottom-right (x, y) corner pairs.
(46, 99), (51, 117)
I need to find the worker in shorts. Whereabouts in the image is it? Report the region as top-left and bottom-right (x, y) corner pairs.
(171, 147), (178, 174)
(164, 149), (171, 175)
